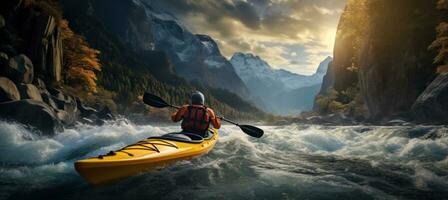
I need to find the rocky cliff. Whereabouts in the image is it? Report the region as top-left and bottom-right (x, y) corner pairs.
(314, 0), (448, 124)
(0, 0), (112, 134)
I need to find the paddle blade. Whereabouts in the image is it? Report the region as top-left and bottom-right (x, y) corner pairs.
(143, 92), (170, 108)
(239, 125), (264, 138)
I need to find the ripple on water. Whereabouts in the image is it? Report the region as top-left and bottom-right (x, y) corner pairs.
(1, 122), (448, 200)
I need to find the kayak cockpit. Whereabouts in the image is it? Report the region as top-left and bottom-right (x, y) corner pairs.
(151, 130), (214, 144)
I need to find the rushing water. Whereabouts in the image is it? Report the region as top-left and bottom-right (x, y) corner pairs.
(1, 120), (448, 200)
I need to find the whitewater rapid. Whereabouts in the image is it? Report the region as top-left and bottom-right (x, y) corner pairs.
(0, 121), (447, 200)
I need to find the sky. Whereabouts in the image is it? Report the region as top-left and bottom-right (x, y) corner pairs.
(155, 0), (347, 75)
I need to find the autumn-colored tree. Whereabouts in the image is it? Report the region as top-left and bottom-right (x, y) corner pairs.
(60, 19), (101, 93)
(429, 0), (448, 73)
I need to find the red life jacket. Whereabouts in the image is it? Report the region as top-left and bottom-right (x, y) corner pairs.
(181, 105), (210, 135)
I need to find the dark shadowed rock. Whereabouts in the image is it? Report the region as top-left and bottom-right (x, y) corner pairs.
(75, 97), (97, 117)
(4, 54), (34, 83)
(28, 15), (63, 84)
(55, 109), (76, 125)
(97, 106), (114, 120)
(52, 94), (78, 123)
(0, 45), (16, 57)
(36, 78), (46, 89)
(17, 83), (42, 101)
(0, 15), (5, 29)
(0, 99), (63, 135)
(0, 52), (8, 67)
(411, 73), (448, 124)
(40, 90), (59, 111)
(0, 76), (20, 102)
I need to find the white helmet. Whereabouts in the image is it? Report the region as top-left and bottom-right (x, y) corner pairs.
(191, 91), (205, 105)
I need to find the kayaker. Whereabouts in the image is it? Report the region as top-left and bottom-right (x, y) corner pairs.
(171, 91), (221, 136)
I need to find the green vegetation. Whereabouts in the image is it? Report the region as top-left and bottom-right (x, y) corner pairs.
(430, 0), (448, 73)
(316, 0), (440, 119)
(315, 86), (366, 118)
(64, 13), (267, 120)
(20, 0), (267, 121)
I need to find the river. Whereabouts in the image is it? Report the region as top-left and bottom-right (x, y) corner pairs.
(1, 120), (448, 200)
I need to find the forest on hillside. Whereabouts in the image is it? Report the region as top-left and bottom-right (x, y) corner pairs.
(2, 0), (268, 122)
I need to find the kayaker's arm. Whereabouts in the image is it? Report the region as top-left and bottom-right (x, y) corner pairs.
(207, 108), (221, 129)
(171, 105), (188, 122)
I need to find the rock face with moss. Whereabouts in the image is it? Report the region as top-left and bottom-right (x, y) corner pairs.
(314, 0), (448, 124)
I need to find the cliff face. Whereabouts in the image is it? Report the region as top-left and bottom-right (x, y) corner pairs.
(0, 0), (116, 135)
(357, 0), (439, 119)
(1, 0), (63, 84)
(315, 0), (442, 122)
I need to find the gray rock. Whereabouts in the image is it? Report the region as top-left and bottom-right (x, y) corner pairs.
(0, 99), (63, 135)
(97, 106), (114, 120)
(52, 93), (79, 123)
(17, 83), (42, 102)
(55, 109), (75, 125)
(36, 78), (46, 89)
(411, 73), (448, 124)
(29, 15), (62, 83)
(4, 54), (34, 83)
(76, 97), (97, 117)
(0, 77), (20, 102)
(40, 90), (58, 110)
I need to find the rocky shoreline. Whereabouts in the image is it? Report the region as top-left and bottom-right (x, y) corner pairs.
(0, 2), (113, 135)
(0, 54), (113, 135)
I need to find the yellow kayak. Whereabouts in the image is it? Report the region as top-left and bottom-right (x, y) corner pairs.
(75, 129), (219, 185)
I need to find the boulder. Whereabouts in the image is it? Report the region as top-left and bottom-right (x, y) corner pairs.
(55, 109), (76, 125)
(0, 76), (20, 102)
(4, 54), (34, 83)
(40, 90), (58, 111)
(17, 83), (42, 101)
(97, 106), (114, 120)
(48, 91), (79, 124)
(0, 99), (63, 135)
(36, 78), (46, 89)
(411, 73), (448, 124)
(75, 97), (97, 117)
(53, 93), (77, 111)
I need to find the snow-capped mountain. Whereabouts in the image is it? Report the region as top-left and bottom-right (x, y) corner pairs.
(131, 0), (250, 97)
(231, 53), (331, 90)
(231, 53), (332, 115)
(63, 0), (250, 98)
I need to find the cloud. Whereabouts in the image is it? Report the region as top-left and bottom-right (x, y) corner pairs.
(154, 0), (346, 75)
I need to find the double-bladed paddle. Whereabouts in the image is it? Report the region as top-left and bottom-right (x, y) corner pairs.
(143, 92), (264, 138)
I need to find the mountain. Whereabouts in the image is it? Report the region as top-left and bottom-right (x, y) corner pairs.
(231, 52), (332, 115)
(59, 0), (265, 120)
(60, 0), (250, 99)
